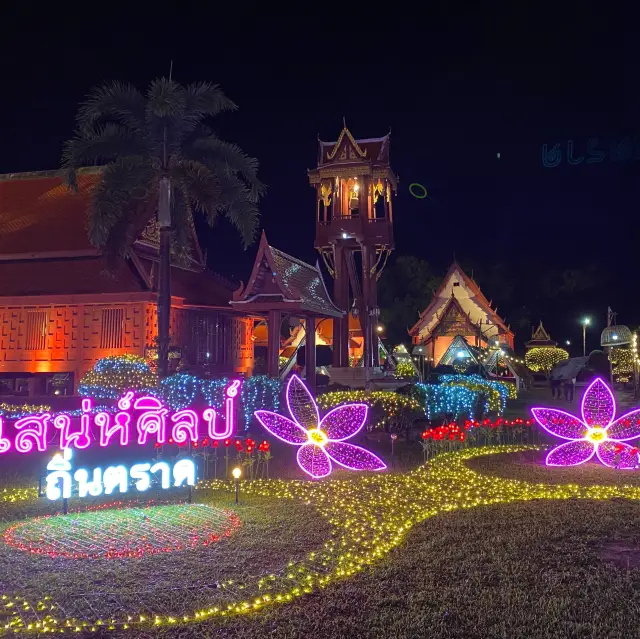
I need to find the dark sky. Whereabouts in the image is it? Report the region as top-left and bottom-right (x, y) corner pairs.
(1, 2), (638, 351)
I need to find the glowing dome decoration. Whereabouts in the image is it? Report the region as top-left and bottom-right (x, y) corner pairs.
(255, 375), (386, 479)
(531, 378), (640, 468)
(601, 325), (633, 347)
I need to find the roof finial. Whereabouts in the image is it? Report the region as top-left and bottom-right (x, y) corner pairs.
(169, 60), (173, 81)
(343, 116), (347, 129)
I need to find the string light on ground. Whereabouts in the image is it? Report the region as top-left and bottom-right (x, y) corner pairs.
(6, 444), (640, 634)
(3, 503), (240, 559)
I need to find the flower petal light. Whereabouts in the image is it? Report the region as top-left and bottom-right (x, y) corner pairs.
(255, 375), (386, 479)
(532, 377), (640, 469)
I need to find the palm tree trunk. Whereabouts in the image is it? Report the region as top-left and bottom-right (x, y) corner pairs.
(157, 177), (172, 378)
(157, 227), (171, 378)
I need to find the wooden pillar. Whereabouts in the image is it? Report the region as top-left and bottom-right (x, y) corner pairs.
(361, 244), (372, 369)
(332, 246), (349, 368)
(267, 310), (281, 378)
(306, 316), (316, 392)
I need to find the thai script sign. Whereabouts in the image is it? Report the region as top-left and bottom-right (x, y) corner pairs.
(0, 380), (241, 455)
(542, 136), (640, 168)
(0, 381), (241, 501)
(45, 448), (196, 500)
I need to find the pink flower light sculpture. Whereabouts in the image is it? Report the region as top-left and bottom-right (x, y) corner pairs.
(531, 377), (640, 468)
(255, 375), (386, 479)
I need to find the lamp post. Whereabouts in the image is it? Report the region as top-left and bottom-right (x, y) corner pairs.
(582, 317), (591, 357)
(232, 467), (242, 504)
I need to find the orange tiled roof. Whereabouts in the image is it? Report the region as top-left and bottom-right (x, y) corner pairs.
(0, 171), (100, 255)
(0, 170), (236, 308)
(138, 257), (235, 307)
(0, 256), (145, 297)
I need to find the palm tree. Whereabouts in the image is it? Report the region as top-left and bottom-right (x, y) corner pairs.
(62, 78), (265, 377)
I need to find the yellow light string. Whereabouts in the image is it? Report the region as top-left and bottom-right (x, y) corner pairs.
(4, 445), (640, 634)
(525, 347), (569, 372)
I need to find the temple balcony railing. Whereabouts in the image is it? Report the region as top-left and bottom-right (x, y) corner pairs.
(315, 216), (394, 249)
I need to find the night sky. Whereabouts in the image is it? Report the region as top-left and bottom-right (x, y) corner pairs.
(1, 2), (637, 351)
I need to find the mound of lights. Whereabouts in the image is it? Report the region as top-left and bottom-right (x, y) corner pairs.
(78, 355), (158, 399)
(525, 346), (569, 372)
(5, 445), (640, 634)
(317, 389), (424, 429)
(3, 503), (240, 560)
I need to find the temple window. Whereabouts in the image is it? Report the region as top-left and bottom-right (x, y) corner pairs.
(100, 308), (124, 349)
(25, 310), (48, 350)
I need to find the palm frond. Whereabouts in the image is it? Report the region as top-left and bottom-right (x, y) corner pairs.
(88, 157), (155, 252)
(76, 81), (145, 134)
(146, 78), (186, 118)
(184, 83), (237, 120)
(171, 160), (222, 217)
(61, 124), (147, 188)
(188, 134), (266, 201)
(215, 173), (260, 248)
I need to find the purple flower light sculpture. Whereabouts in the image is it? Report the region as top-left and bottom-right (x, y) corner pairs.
(531, 377), (640, 468)
(254, 375), (386, 479)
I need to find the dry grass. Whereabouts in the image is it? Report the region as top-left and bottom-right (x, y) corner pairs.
(467, 448), (640, 486)
(175, 499), (640, 639)
(4, 447), (640, 637)
(0, 489), (330, 625)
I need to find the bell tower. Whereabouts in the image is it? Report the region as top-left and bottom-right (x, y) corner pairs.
(308, 126), (396, 370)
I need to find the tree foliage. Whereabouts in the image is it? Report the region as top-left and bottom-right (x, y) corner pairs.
(378, 256), (441, 347)
(62, 79), (265, 262)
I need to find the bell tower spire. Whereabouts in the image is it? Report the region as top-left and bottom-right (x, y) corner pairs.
(308, 126), (396, 370)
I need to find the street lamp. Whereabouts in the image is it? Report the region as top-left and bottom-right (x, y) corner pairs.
(582, 317), (591, 357)
(565, 340), (571, 346)
(232, 467), (242, 504)
(376, 325), (384, 333)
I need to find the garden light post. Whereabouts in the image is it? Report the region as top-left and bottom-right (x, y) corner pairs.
(582, 317), (591, 357)
(232, 467), (242, 504)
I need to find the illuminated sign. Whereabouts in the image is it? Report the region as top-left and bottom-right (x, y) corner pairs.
(0, 380), (241, 455)
(45, 448), (196, 500)
(0, 381), (241, 500)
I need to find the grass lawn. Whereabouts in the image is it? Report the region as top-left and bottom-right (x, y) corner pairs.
(4, 446), (640, 637)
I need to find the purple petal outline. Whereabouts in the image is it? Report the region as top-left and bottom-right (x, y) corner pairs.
(297, 443), (332, 479)
(320, 403), (369, 442)
(596, 440), (640, 469)
(254, 410), (308, 445)
(545, 440), (595, 466)
(606, 409), (640, 442)
(325, 441), (387, 472)
(531, 407), (588, 441)
(286, 375), (319, 430)
(581, 377), (616, 427)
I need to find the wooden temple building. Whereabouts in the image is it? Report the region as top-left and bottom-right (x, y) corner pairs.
(0, 169), (253, 397)
(230, 232), (345, 391)
(309, 126), (396, 376)
(0, 126), (397, 398)
(409, 262), (514, 367)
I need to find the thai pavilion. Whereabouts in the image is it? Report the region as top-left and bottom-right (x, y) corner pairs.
(0, 168), (253, 397)
(409, 262), (514, 367)
(525, 321), (557, 351)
